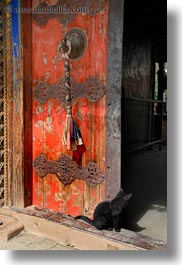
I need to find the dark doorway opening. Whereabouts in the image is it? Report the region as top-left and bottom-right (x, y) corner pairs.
(121, 0), (167, 241)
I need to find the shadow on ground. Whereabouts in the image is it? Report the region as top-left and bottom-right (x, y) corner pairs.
(121, 146), (167, 238)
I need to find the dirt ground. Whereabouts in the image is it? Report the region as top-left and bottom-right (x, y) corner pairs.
(0, 230), (77, 250)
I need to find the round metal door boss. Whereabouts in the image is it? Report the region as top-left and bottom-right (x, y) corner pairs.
(58, 28), (88, 61)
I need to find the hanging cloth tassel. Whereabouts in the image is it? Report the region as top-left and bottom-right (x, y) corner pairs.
(60, 38), (84, 152)
(62, 115), (83, 151)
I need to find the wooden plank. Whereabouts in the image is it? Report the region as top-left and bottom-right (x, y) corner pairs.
(0, 209), (24, 241)
(5, 0), (13, 206)
(8, 207), (143, 250)
(32, 101), (44, 207)
(11, 0), (24, 207)
(105, 0), (124, 199)
(32, 0), (108, 215)
(8, 206), (166, 250)
(124, 96), (164, 104)
(21, 0), (33, 207)
(21, 215), (141, 250)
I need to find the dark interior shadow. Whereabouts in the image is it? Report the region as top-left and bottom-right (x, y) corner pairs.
(121, 147), (167, 233)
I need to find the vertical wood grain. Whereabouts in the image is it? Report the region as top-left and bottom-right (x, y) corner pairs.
(105, 0), (124, 200)
(32, 1), (108, 216)
(21, 0), (33, 206)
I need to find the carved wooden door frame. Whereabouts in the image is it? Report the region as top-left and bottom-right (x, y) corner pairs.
(5, 0), (123, 207)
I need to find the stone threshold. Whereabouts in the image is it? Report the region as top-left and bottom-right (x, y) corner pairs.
(0, 206), (166, 250)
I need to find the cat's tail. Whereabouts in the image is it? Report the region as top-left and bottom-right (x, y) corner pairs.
(75, 215), (93, 225)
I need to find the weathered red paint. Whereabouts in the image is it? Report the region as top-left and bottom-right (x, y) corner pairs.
(32, 1), (108, 216)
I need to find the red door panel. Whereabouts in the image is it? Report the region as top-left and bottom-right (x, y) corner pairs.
(32, 0), (108, 217)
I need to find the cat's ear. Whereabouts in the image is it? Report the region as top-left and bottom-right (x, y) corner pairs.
(125, 193), (132, 200)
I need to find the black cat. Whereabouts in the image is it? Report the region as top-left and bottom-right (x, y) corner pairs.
(75, 189), (132, 232)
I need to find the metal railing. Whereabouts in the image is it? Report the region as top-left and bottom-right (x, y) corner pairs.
(122, 96), (167, 153)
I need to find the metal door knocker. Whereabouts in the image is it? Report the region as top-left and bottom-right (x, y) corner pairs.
(57, 28), (88, 61)
(58, 35), (85, 152)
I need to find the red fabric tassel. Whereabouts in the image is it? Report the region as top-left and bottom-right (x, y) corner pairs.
(73, 144), (86, 168)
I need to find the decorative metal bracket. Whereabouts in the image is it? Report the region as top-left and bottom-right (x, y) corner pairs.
(33, 154), (105, 187)
(33, 0), (107, 26)
(33, 77), (106, 107)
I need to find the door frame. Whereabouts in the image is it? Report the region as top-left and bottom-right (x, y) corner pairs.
(5, 0), (124, 207)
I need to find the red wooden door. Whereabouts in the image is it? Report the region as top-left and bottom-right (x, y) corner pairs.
(32, 0), (108, 217)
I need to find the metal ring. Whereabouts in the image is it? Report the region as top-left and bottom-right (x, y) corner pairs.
(58, 28), (88, 61)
